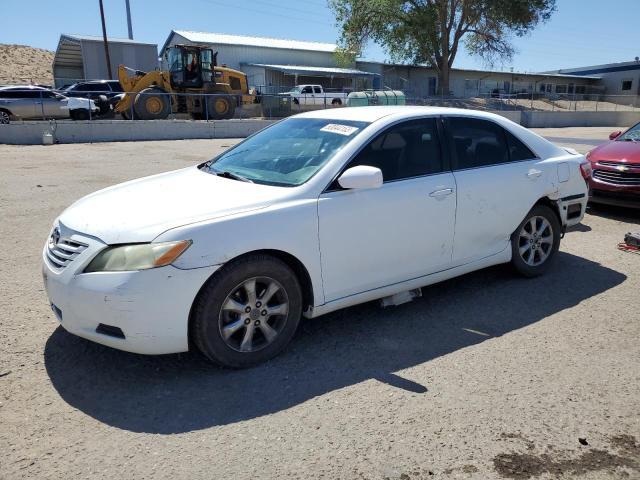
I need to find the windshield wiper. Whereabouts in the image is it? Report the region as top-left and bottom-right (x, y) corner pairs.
(215, 170), (253, 183)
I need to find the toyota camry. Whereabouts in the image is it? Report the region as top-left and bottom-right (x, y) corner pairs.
(43, 107), (589, 367)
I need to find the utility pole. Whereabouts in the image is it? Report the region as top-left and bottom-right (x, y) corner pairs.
(99, 0), (113, 79)
(125, 0), (133, 40)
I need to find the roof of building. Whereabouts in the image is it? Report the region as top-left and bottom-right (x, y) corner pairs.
(167, 30), (336, 53)
(357, 59), (601, 80)
(245, 63), (378, 77)
(543, 60), (640, 76)
(59, 34), (157, 47)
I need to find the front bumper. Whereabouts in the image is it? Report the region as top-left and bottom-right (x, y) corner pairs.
(42, 226), (219, 355)
(588, 167), (640, 208)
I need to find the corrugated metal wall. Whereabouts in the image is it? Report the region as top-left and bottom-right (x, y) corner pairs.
(166, 33), (337, 71)
(81, 42), (159, 80)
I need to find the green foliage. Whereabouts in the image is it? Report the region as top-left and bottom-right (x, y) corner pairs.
(329, 0), (556, 91)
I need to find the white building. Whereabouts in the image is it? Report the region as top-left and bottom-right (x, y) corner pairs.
(161, 30), (379, 92)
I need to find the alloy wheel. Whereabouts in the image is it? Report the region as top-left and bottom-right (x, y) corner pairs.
(517, 215), (554, 266)
(218, 276), (289, 353)
(0, 111), (10, 124)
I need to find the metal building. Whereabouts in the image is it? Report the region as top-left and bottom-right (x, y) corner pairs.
(546, 60), (640, 97)
(161, 30), (379, 92)
(52, 34), (159, 87)
(358, 60), (601, 98)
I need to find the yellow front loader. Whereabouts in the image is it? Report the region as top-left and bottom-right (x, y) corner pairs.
(115, 45), (254, 120)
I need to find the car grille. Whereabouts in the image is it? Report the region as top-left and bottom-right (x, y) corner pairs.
(46, 236), (88, 270)
(596, 161), (627, 167)
(592, 169), (640, 186)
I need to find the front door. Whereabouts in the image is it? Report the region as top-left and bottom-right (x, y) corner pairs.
(318, 118), (456, 302)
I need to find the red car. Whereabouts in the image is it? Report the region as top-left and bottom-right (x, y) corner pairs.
(587, 122), (640, 208)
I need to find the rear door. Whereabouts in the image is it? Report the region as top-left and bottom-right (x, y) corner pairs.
(318, 117), (457, 301)
(313, 86), (324, 105)
(444, 116), (552, 265)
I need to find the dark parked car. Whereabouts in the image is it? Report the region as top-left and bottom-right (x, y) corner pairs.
(587, 122), (640, 208)
(58, 81), (123, 115)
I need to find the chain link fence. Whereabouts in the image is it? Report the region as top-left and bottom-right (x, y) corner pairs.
(2, 86), (640, 125)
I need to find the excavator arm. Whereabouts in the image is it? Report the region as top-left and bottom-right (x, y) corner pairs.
(115, 65), (172, 114)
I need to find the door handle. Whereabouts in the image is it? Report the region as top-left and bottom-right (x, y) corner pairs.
(429, 188), (454, 198)
(527, 169), (542, 179)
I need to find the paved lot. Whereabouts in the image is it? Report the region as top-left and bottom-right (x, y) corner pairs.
(1, 128), (639, 479)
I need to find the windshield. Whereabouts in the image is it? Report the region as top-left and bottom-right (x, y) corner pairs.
(288, 87), (301, 94)
(618, 123), (640, 142)
(201, 118), (369, 186)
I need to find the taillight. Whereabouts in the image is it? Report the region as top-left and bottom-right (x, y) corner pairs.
(580, 161), (592, 179)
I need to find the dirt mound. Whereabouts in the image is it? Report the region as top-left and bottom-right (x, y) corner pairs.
(0, 44), (54, 87)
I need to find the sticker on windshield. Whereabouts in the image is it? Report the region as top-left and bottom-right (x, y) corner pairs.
(320, 124), (360, 136)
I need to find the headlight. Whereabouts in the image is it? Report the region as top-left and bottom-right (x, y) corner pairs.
(84, 240), (191, 272)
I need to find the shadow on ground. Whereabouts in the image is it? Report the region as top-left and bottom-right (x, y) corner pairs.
(588, 204), (640, 225)
(44, 252), (625, 434)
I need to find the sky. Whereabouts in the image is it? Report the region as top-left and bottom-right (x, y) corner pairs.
(2, 0), (639, 73)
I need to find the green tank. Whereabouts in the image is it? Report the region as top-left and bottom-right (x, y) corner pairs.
(346, 90), (406, 107)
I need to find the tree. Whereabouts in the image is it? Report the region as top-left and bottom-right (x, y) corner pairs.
(330, 0), (556, 94)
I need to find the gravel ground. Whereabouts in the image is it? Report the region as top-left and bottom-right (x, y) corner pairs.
(1, 128), (639, 479)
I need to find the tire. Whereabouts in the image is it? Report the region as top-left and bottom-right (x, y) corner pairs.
(293, 98), (300, 105)
(70, 109), (89, 121)
(206, 95), (235, 120)
(192, 254), (303, 368)
(0, 109), (10, 124)
(134, 87), (170, 120)
(331, 98), (342, 105)
(511, 204), (561, 277)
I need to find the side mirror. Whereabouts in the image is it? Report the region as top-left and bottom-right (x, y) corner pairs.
(338, 165), (383, 190)
(609, 131), (622, 140)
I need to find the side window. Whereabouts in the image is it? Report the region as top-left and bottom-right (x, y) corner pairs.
(229, 76), (241, 91)
(313, 86), (322, 94)
(347, 118), (443, 182)
(446, 117), (509, 169)
(301, 86), (313, 94)
(505, 130), (536, 161)
(109, 82), (123, 93)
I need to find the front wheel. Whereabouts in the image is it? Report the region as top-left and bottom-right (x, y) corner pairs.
(511, 204), (561, 277)
(192, 254), (302, 368)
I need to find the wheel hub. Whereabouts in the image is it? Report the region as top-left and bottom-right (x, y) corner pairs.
(518, 215), (553, 267)
(218, 276), (290, 353)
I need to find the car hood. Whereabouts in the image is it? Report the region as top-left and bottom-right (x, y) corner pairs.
(590, 141), (640, 164)
(59, 166), (282, 244)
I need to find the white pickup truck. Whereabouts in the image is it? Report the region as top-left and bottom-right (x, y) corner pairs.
(286, 85), (348, 106)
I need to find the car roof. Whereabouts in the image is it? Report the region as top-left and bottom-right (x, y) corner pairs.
(0, 85), (47, 90)
(294, 105), (512, 123)
(295, 105), (567, 159)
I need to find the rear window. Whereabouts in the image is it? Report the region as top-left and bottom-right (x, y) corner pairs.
(505, 130), (536, 161)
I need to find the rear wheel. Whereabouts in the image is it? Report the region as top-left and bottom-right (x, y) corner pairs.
(331, 98), (342, 105)
(511, 204), (561, 277)
(0, 109), (10, 124)
(192, 254), (302, 368)
(134, 88), (170, 120)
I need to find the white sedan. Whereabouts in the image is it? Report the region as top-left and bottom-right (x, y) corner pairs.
(42, 107), (589, 367)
